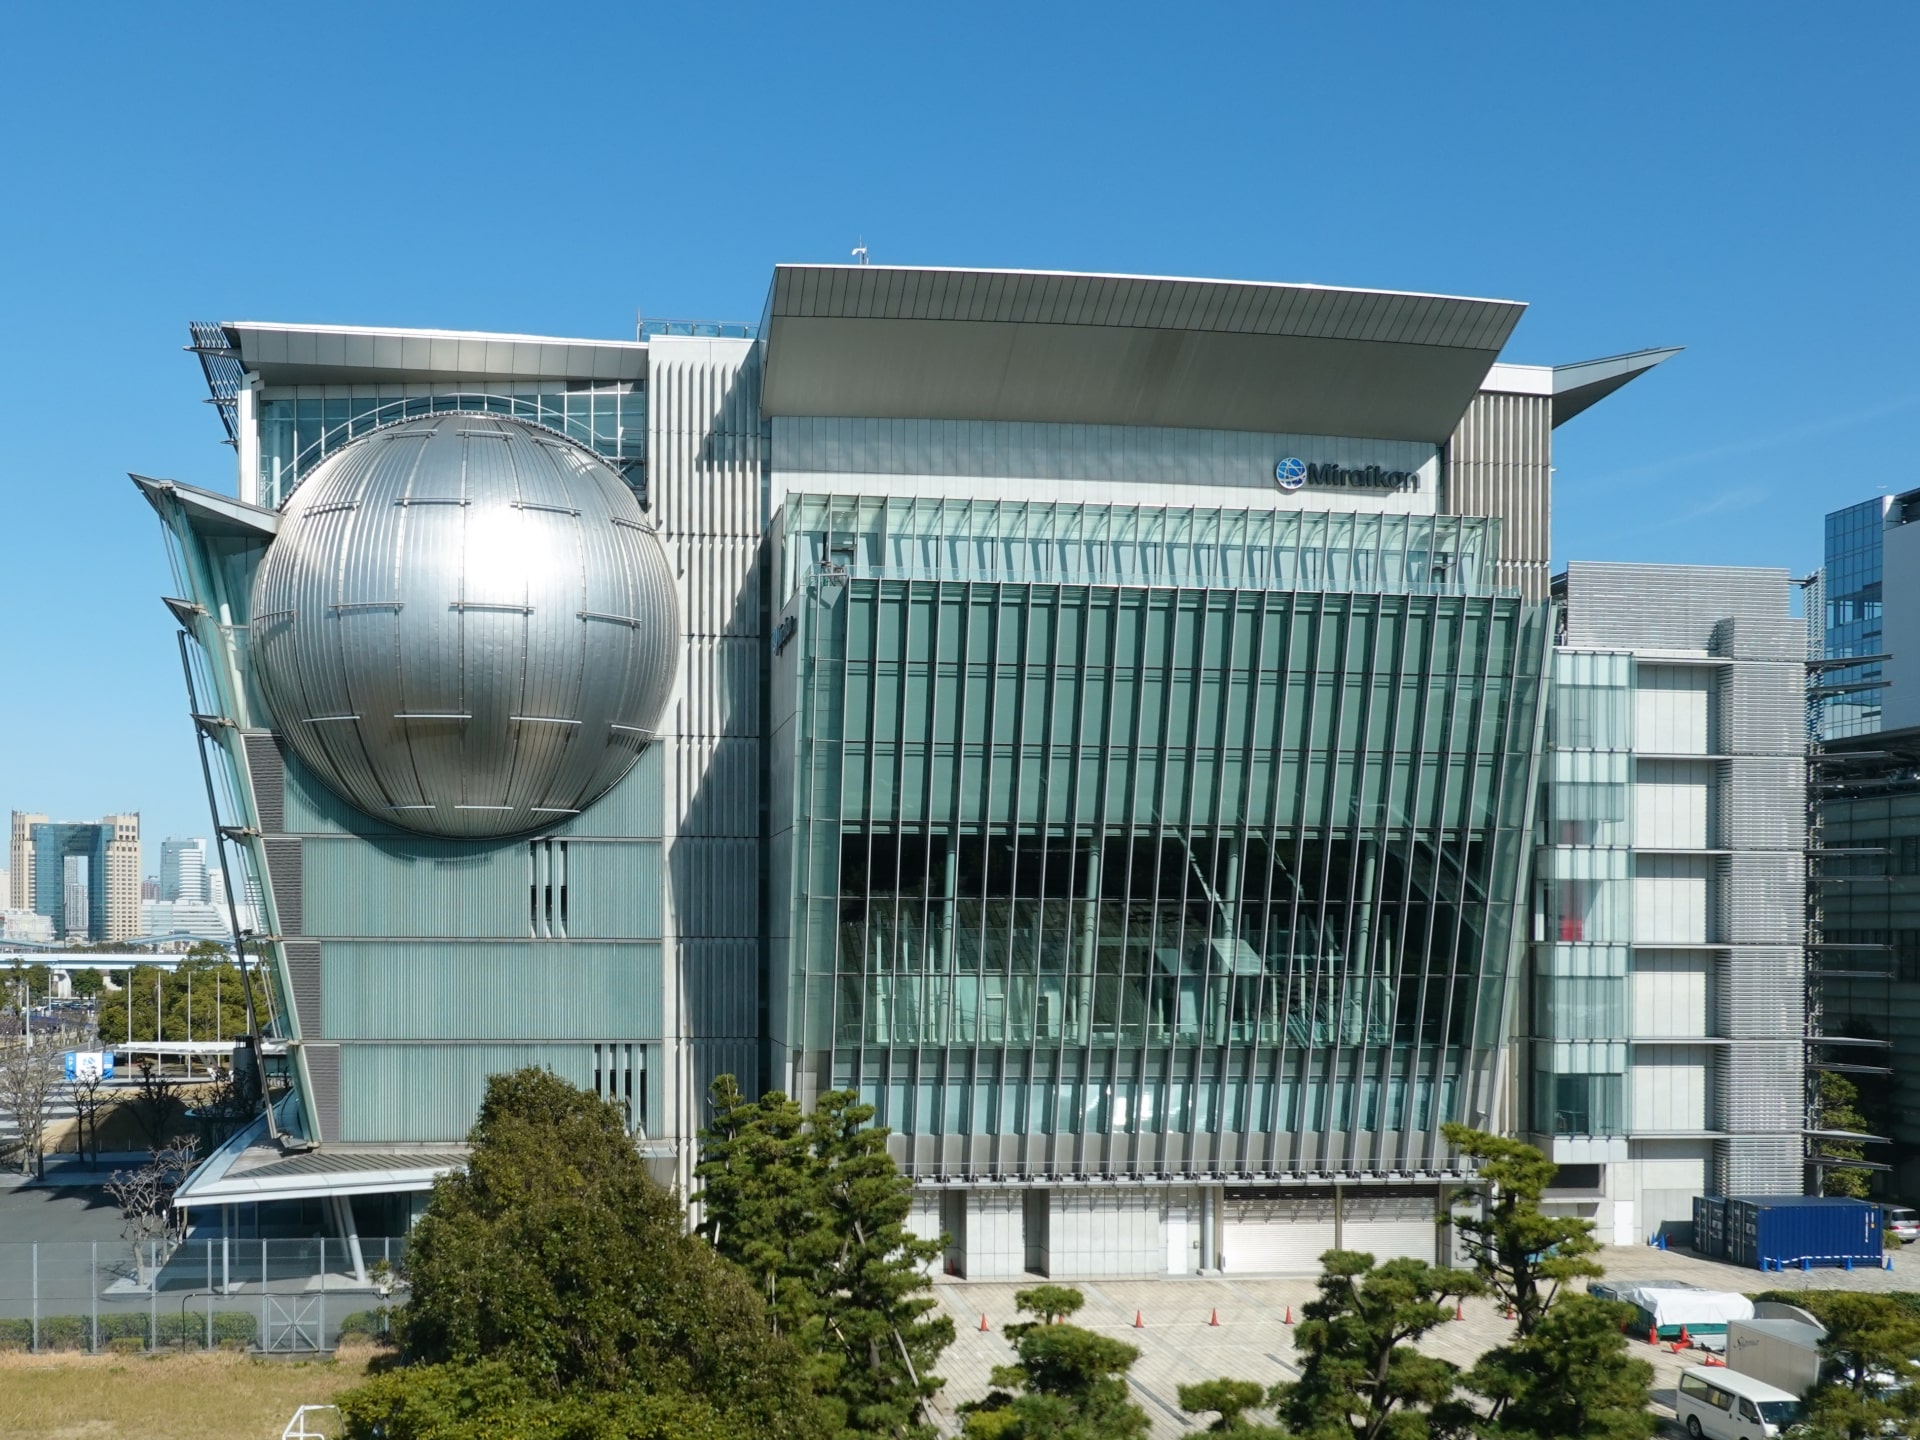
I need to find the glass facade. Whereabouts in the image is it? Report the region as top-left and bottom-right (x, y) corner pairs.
(256, 388), (647, 508)
(1821, 497), (1889, 740)
(1530, 650), (1631, 1136)
(777, 497), (1550, 1176)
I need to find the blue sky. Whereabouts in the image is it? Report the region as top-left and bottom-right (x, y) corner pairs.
(1, 3), (1913, 867)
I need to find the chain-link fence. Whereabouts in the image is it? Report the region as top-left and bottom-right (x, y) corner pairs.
(0, 1237), (408, 1353)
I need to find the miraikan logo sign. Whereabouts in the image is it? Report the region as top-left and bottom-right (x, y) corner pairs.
(1275, 457), (1422, 494)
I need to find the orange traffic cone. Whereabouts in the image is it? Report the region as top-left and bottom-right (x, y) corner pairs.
(1454, 1302), (1465, 1322)
(979, 1313), (990, 1332)
(1504, 1306), (1514, 1321)
(1134, 1310), (1144, 1329)
(1283, 1304), (1293, 1324)
(1648, 1326), (1658, 1347)
(1679, 1326), (1691, 1347)
(1209, 1308), (1220, 1327)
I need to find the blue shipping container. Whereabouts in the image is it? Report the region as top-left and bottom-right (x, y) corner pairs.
(1724, 1195), (1881, 1271)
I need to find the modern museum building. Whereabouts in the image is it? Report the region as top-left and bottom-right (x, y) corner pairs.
(141, 264), (1794, 1277)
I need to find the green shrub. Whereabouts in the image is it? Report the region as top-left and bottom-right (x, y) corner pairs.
(36, 1315), (87, 1351)
(106, 1335), (146, 1355)
(212, 1311), (257, 1346)
(99, 1312), (150, 1343)
(0, 1317), (31, 1350)
(337, 1309), (392, 1339)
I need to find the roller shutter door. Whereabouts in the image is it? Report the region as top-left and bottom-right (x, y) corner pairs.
(1341, 1193), (1437, 1264)
(1221, 1194), (1338, 1274)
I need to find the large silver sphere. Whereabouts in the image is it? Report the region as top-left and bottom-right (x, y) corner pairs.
(248, 414), (678, 838)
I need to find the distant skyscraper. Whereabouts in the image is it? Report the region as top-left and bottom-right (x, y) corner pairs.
(26, 813), (141, 942)
(1818, 497), (1892, 740)
(142, 876), (158, 900)
(160, 836), (210, 903)
(9, 812), (46, 911)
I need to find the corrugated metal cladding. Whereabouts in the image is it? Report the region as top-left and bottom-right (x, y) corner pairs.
(768, 266), (1525, 352)
(646, 337), (768, 1142)
(562, 843), (664, 938)
(300, 838), (525, 938)
(320, 941), (661, 1039)
(340, 1043), (600, 1143)
(305, 1042), (341, 1141)
(1560, 562), (1795, 652)
(1445, 393), (1550, 600)
(284, 940), (322, 1037)
(243, 733), (285, 831)
(263, 837), (303, 935)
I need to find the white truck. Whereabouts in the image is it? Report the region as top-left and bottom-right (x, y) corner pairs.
(1724, 1315), (1824, 1399)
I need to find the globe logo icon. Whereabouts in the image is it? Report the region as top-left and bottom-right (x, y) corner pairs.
(1275, 457), (1308, 491)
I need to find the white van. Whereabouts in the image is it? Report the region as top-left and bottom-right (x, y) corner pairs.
(1675, 1366), (1804, 1440)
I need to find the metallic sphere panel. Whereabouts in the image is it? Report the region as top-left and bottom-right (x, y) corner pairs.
(248, 414), (679, 838)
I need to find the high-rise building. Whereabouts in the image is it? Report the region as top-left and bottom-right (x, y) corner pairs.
(1815, 497), (1891, 741)
(160, 836), (210, 903)
(1533, 563), (1808, 1242)
(25, 813), (141, 942)
(148, 269), (1681, 1270)
(9, 811), (46, 911)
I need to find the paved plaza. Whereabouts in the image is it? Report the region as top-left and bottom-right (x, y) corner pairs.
(922, 1246), (1915, 1437)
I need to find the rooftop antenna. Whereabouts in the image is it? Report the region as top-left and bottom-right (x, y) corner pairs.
(851, 238), (869, 265)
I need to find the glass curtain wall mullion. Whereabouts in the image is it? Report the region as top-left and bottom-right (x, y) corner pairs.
(1226, 592), (1273, 1143)
(1290, 599), (1333, 1156)
(1062, 583), (1097, 1169)
(1421, 598), (1481, 1156)
(1377, 595), (1423, 1159)
(1145, 588), (1182, 1156)
(1447, 599), (1507, 1147)
(1479, 604), (1548, 1132)
(1197, 588), (1240, 1144)
(1169, 590), (1213, 1154)
(939, 582), (977, 1148)
(1344, 593), (1395, 1167)
(1398, 596), (1448, 1140)
(1250, 591), (1298, 1146)
(1317, 597), (1364, 1164)
(1116, 586), (1153, 1172)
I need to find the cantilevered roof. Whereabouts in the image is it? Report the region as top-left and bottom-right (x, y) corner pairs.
(1550, 347), (1683, 426)
(761, 264), (1528, 443)
(215, 321), (648, 386)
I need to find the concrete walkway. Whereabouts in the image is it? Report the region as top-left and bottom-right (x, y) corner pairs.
(922, 1245), (1906, 1437)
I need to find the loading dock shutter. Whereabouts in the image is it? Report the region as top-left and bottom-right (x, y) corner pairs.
(1341, 1192), (1438, 1264)
(1220, 1193), (1338, 1274)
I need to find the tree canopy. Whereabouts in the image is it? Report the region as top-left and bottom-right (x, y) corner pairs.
(342, 1068), (828, 1440)
(697, 1076), (953, 1439)
(1442, 1124), (1651, 1440)
(1793, 1292), (1920, 1440)
(960, 1284), (1149, 1440)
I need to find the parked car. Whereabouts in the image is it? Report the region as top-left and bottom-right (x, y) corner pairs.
(1882, 1205), (1919, 1243)
(1674, 1366), (1803, 1440)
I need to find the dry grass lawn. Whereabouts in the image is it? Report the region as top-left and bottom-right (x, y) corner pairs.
(0, 1344), (378, 1439)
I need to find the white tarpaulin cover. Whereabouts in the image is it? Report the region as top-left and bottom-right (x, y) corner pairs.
(1619, 1285), (1755, 1330)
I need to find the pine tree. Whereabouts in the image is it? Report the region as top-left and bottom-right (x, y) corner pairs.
(1465, 1294), (1653, 1440)
(960, 1285), (1150, 1440)
(697, 1079), (954, 1439)
(1811, 1073), (1874, 1199)
(1441, 1122), (1601, 1335)
(1268, 1249), (1483, 1440)
(1442, 1124), (1653, 1440)
(1796, 1292), (1920, 1440)
(1178, 1378), (1283, 1436)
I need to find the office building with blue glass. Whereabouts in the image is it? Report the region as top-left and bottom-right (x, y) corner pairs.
(141, 266), (1717, 1275)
